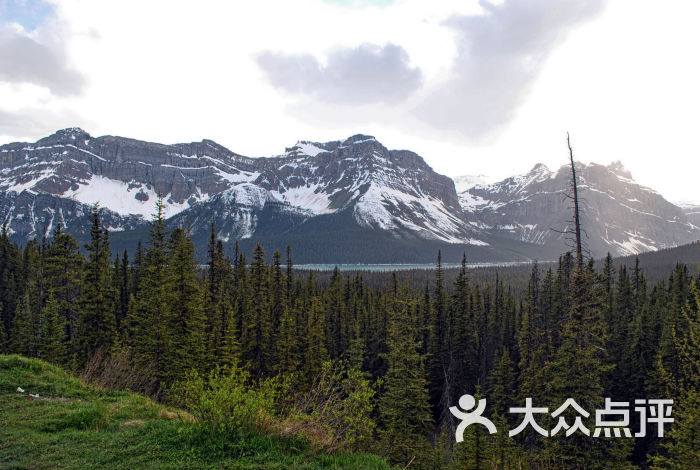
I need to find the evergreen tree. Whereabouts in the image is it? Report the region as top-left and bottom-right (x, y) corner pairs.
(378, 292), (433, 468)
(0, 303), (5, 352)
(486, 351), (521, 469)
(78, 204), (117, 359)
(305, 294), (329, 377)
(275, 299), (298, 374)
(649, 390), (700, 469)
(243, 243), (272, 374)
(39, 292), (66, 363)
(0, 225), (24, 350)
(544, 261), (630, 468)
(451, 389), (494, 470)
(115, 249), (130, 327)
(451, 254), (478, 400)
(44, 227), (83, 363)
(165, 227), (206, 380)
(126, 197), (173, 387)
(9, 291), (36, 356)
(10, 241), (43, 357)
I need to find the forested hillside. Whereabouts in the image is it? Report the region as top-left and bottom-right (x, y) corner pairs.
(0, 200), (698, 469)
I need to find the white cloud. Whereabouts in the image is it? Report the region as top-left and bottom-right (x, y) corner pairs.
(257, 43), (422, 104)
(0, 24), (85, 96)
(1, 0), (699, 203)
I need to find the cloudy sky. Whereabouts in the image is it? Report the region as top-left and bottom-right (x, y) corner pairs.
(1, 0), (699, 203)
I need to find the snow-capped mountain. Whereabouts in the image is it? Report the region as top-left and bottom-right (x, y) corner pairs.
(1, 128), (697, 262)
(461, 162), (700, 257)
(0, 129), (491, 261)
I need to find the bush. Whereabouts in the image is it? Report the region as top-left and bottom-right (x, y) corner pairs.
(169, 361), (378, 454)
(170, 364), (283, 436)
(78, 347), (160, 397)
(285, 361), (379, 452)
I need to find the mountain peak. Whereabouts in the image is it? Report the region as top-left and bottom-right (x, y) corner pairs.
(36, 127), (92, 146)
(54, 127), (91, 140)
(606, 160), (633, 179)
(342, 134), (377, 145)
(529, 163), (551, 174)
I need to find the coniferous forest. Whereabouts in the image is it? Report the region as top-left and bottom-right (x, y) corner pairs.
(1, 200), (698, 470)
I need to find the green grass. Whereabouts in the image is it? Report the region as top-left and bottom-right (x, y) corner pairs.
(0, 355), (393, 469)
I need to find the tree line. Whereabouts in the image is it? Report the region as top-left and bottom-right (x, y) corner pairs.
(0, 201), (698, 469)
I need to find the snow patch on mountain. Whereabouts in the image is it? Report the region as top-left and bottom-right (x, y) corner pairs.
(221, 184), (269, 208)
(287, 141), (330, 157)
(271, 183), (335, 215)
(354, 183), (484, 244)
(61, 175), (201, 219)
(1, 168), (56, 195)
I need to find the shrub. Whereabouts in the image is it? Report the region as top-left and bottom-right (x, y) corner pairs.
(78, 347), (160, 397)
(285, 361), (379, 452)
(169, 361), (378, 454)
(170, 364), (282, 436)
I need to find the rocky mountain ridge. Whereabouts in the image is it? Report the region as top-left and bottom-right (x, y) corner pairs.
(460, 161), (699, 256)
(1, 128), (697, 261)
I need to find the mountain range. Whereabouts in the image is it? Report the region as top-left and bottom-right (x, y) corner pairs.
(1, 128), (697, 263)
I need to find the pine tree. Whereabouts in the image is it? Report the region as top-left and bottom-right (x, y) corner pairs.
(9, 291), (36, 356)
(44, 227), (83, 363)
(378, 292), (433, 468)
(10, 241), (43, 357)
(130, 240), (144, 295)
(39, 292), (66, 364)
(649, 390), (700, 469)
(656, 264), (695, 398)
(544, 261), (631, 469)
(519, 262), (550, 406)
(0, 303), (5, 352)
(243, 243), (272, 375)
(115, 249), (130, 327)
(451, 389), (492, 470)
(451, 254), (478, 400)
(165, 227), (206, 380)
(0, 225), (24, 350)
(78, 204), (117, 360)
(275, 300), (298, 374)
(486, 351), (521, 469)
(126, 197), (173, 387)
(305, 294), (329, 378)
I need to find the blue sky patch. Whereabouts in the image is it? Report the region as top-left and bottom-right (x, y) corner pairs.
(0, 0), (54, 31)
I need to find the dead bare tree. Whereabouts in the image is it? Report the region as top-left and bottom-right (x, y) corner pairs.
(551, 133), (589, 265)
(567, 132), (583, 266)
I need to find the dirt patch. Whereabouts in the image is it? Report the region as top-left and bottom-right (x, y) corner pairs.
(120, 419), (146, 429)
(157, 409), (195, 423)
(25, 394), (74, 403)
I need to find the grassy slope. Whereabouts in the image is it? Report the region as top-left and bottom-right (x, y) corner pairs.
(0, 355), (392, 470)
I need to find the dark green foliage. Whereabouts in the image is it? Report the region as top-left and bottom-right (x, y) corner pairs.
(165, 227), (206, 381)
(378, 289), (433, 468)
(125, 198), (173, 387)
(2, 213), (698, 468)
(44, 227), (83, 361)
(39, 292), (66, 363)
(78, 204), (117, 360)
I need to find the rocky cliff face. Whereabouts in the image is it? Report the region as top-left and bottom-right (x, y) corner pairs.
(460, 162), (700, 257)
(0, 129), (485, 250)
(1, 128), (698, 261)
